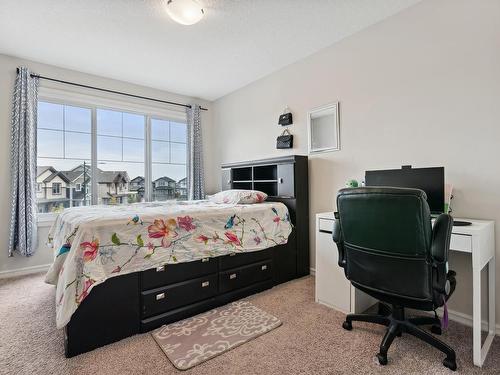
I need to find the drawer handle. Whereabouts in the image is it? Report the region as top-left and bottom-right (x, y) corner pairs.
(156, 292), (165, 301)
(261, 265), (268, 271)
(229, 273), (237, 280)
(202, 281), (210, 287)
(156, 265), (165, 272)
(202, 258), (209, 263)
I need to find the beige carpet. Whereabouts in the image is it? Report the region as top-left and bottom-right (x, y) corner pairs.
(1, 273), (500, 375)
(152, 300), (282, 370)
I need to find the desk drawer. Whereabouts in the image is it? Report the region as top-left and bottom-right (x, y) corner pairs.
(141, 274), (218, 318)
(450, 234), (472, 253)
(318, 218), (334, 234)
(219, 260), (273, 293)
(141, 258), (217, 290)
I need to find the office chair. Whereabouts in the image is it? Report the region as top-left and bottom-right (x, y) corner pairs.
(332, 187), (457, 371)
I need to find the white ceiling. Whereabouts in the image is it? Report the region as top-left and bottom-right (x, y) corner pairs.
(0, 0), (421, 101)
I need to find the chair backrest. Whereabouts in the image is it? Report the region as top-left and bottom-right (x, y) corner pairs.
(336, 187), (434, 302)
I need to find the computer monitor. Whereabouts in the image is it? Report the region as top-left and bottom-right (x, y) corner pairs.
(365, 166), (445, 214)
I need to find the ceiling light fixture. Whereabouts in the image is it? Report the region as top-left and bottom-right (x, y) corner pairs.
(165, 0), (204, 26)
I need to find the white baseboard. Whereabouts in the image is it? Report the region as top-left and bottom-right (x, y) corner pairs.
(440, 308), (500, 335)
(308, 270), (498, 335)
(0, 263), (51, 279)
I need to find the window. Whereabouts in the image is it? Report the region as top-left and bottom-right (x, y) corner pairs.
(52, 183), (61, 195)
(37, 101), (91, 213)
(151, 119), (187, 201)
(96, 109), (145, 205)
(36, 98), (187, 215)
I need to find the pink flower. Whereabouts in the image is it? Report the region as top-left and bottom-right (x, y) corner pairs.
(225, 231), (241, 247)
(273, 216), (281, 223)
(112, 266), (121, 273)
(196, 234), (209, 244)
(77, 278), (94, 304)
(177, 216), (196, 231)
(256, 193), (264, 203)
(254, 236), (262, 245)
(148, 218), (177, 247)
(81, 240), (99, 262)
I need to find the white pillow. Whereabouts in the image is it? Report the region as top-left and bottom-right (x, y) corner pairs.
(209, 190), (268, 204)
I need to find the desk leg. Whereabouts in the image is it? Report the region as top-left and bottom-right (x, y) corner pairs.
(473, 268), (481, 367)
(481, 256), (496, 365)
(472, 257), (496, 367)
(489, 256), (496, 337)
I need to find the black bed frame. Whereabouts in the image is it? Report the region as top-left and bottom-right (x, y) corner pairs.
(65, 155), (309, 357)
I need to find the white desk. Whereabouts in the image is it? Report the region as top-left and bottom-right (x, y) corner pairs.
(448, 218), (495, 367)
(315, 212), (495, 367)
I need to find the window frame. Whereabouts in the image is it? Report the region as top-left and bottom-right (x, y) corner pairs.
(37, 86), (188, 220)
(52, 183), (61, 195)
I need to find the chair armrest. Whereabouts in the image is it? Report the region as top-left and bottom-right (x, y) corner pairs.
(431, 214), (453, 298)
(431, 214), (453, 263)
(332, 215), (346, 268)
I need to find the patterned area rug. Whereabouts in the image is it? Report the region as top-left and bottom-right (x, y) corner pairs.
(152, 301), (282, 370)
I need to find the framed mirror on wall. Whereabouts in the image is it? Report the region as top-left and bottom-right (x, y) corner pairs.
(307, 102), (340, 154)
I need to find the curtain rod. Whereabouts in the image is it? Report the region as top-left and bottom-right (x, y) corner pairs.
(17, 68), (207, 111)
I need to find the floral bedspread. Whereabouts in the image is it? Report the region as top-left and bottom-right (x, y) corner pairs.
(44, 200), (292, 329)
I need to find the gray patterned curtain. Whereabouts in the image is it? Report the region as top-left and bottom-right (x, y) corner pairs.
(186, 104), (205, 200)
(8, 67), (39, 257)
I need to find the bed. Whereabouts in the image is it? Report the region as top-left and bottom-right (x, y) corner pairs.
(45, 200), (294, 356)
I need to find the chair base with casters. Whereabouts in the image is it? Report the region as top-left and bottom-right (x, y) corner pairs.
(342, 302), (457, 371)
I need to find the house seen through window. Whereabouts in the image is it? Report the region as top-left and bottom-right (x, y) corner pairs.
(36, 101), (188, 214)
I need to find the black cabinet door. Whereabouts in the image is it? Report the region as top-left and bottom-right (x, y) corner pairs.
(221, 168), (232, 191)
(277, 163), (295, 198)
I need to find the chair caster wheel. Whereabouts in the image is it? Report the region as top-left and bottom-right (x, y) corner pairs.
(376, 353), (388, 366)
(443, 357), (457, 371)
(431, 325), (442, 335)
(342, 321), (352, 331)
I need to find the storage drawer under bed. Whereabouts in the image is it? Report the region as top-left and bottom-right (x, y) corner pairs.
(219, 259), (273, 293)
(219, 248), (273, 271)
(141, 257), (217, 291)
(141, 273), (218, 318)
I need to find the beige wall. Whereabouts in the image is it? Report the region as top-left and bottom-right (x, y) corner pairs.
(211, 0), (500, 321)
(0, 53), (214, 274)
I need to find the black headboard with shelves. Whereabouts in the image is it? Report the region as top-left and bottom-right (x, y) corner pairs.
(221, 155), (309, 281)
